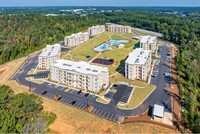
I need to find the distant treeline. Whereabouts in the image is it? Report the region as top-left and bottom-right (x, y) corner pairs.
(0, 9), (199, 132)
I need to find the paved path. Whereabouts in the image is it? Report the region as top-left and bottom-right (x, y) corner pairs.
(89, 52), (101, 63)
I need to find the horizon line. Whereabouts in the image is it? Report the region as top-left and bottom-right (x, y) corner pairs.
(0, 5), (200, 8)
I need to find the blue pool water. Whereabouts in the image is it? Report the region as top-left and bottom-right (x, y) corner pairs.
(109, 40), (129, 45)
(93, 44), (111, 52)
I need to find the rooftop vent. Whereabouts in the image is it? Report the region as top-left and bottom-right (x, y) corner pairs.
(63, 63), (72, 67)
(86, 68), (91, 71)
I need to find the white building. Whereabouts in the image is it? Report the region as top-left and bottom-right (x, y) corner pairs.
(107, 24), (131, 33)
(88, 25), (105, 36)
(140, 36), (157, 53)
(64, 32), (89, 47)
(125, 48), (151, 81)
(38, 44), (61, 69)
(152, 104), (164, 120)
(50, 60), (109, 92)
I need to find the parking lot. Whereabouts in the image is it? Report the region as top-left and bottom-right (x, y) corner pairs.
(119, 87), (133, 103)
(91, 107), (123, 122)
(43, 82), (66, 91)
(32, 88), (88, 110)
(59, 98), (87, 110)
(111, 84), (133, 105)
(33, 88), (55, 99)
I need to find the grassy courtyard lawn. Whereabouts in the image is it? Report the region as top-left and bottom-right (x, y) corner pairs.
(62, 32), (138, 63)
(109, 73), (149, 87)
(64, 32), (112, 61)
(96, 96), (111, 104)
(118, 85), (156, 109)
(110, 34), (126, 40)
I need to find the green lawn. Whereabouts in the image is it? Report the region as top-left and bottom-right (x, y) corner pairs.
(96, 96), (111, 104)
(63, 32), (112, 61)
(117, 85), (156, 109)
(110, 34), (126, 40)
(109, 73), (149, 87)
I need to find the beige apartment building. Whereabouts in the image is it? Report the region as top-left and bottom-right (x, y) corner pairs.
(50, 60), (109, 92)
(88, 25), (105, 36)
(38, 44), (61, 69)
(125, 48), (151, 81)
(107, 24), (132, 33)
(140, 36), (157, 53)
(64, 32), (89, 47)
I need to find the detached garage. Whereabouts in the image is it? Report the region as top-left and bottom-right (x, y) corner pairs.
(152, 104), (164, 121)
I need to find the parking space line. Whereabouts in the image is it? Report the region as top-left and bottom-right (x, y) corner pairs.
(106, 112), (110, 118)
(96, 109), (101, 114)
(62, 98), (67, 102)
(76, 103), (82, 107)
(79, 103), (84, 108)
(82, 105), (87, 109)
(100, 110), (105, 116)
(94, 108), (99, 114)
(92, 107), (96, 113)
(103, 112), (108, 117)
(65, 98), (70, 102)
(107, 113), (112, 119)
(114, 115), (118, 121)
(110, 114), (114, 119)
(68, 100), (72, 104)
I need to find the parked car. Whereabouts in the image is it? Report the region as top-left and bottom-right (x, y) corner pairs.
(152, 74), (157, 77)
(77, 90), (82, 94)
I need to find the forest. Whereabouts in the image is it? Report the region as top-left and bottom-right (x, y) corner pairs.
(0, 8), (199, 132)
(0, 85), (56, 133)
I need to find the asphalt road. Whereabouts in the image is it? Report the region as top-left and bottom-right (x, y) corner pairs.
(13, 44), (171, 122)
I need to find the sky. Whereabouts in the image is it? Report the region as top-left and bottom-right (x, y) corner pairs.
(0, 0), (200, 7)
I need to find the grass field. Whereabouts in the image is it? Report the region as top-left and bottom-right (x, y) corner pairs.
(96, 96), (110, 104)
(118, 85), (156, 109)
(62, 32), (137, 64)
(63, 32), (112, 61)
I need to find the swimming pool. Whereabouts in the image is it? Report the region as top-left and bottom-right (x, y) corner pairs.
(93, 44), (112, 52)
(109, 40), (129, 45)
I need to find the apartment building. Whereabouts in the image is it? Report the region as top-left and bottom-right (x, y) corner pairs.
(88, 25), (105, 36)
(125, 48), (151, 81)
(50, 60), (109, 92)
(38, 44), (61, 69)
(140, 36), (157, 53)
(107, 24), (131, 33)
(64, 32), (89, 47)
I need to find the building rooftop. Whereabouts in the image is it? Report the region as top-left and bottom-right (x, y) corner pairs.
(153, 104), (164, 118)
(51, 59), (108, 75)
(89, 25), (105, 29)
(140, 36), (157, 44)
(108, 24), (131, 28)
(125, 48), (151, 65)
(39, 44), (61, 57)
(66, 32), (88, 39)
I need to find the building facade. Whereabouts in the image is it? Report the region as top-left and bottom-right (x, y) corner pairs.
(64, 32), (89, 47)
(125, 48), (151, 81)
(88, 25), (105, 36)
(107, 24), (131, 33)
(140, 36), (157, 53)
(50, 60), (109, 92)
(38, 44), (61, 69)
